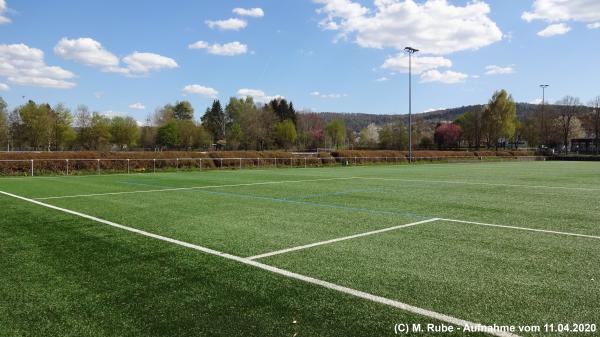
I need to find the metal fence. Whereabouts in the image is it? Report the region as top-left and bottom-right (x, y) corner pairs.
(0, 155), (546, 177)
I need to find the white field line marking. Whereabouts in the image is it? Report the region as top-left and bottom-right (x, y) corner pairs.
(356, 176), (600, 192)
(0, 190), (520, 337)
(440, 218), (600, 240)
(248, 218), (440, 260)
(34, 177), (358, 200)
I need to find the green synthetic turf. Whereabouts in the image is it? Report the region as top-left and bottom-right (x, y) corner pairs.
(1, 161), (599, 336)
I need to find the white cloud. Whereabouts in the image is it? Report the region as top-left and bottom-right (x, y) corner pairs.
(315, 0), (502, 55)
(537, 23), (571, 37)
(0, 43), (76, 89)
(237, 88), (283, 103)
(233, 7), (264, 18)
(375, 77), (389, 82)
(0, 82), (9, 91)
(94, 91), (104, 99)
(182, 84), (219, 98)
(128, 102), (146, 110)
(587, 22), (600, 29)
(54, 38), (178, 76)
(101, 110), (128, 119)
(121, 52), (178, 74)
(310, 91), (348, 99)
(420, 70), (468, 84)
(188, 41), (248, 56)
(485, 65), (515, 75)
(523, 0), (600, 24)
(382, 54), (452, 74)
(422, 107), (445, 113)
(0, 0), (11, 24)
(206, 18), (247, 31)
(530, 98), (543, 104)
(54, 38), (119, 68)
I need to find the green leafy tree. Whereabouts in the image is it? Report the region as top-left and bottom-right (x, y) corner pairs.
(273, 120), (297, 150)
(194, 125), (212, 149)
(326, 119), (346, 148)
(224, 97), (255, 149)
(201, 100), (225, 143)
(455, 109), (483, 149)
(482, 90), (517, 149)
(226, 122), (243, 150)
(518, 116), (540, 148)
(75, 107), (112, 150)
(173, 101), (194, 121)
(269, 99), (297, 125)
(153, 104), (174, 126)
(378, 123), (407, 150)
(157, 120), (181, 149)
(88, 113), (112, 150)
(52, 104), (76, 150)
(18, 101), (53, 150)
(177, 120), (197, 150)
(111, 116), (139, 149)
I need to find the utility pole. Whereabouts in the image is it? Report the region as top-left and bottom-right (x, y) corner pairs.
(540, 84), (549, 146)
(405, 47), (419, 163)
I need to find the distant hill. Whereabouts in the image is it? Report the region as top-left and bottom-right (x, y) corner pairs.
(313, 103), (577, 133)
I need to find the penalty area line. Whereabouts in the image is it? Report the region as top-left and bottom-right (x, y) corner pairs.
(0, 190), (519, 337)
(247, 218), (440, 260)
(440, 218), (600, 240)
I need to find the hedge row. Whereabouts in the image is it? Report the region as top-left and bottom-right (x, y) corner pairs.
(332, 150), (536, 158)
(0, 150), (539, 176)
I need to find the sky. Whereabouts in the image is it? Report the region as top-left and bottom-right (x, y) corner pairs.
(0, 0), (599, 122)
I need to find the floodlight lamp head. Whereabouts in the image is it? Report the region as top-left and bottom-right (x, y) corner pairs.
(540, 84), (549, 88)
(404, 47), (419, 54)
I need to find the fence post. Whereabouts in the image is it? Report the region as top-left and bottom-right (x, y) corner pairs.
(290, 158), (293, 168)
(304, 157), (307, 168)
(176, 158), (179, 171)
(97, 159), (100, 174)
(30, 159), (34, 177)
(257, 158), (260, 168)
(199, 158), (202, 171)
(153, 159), (156, 173)
(66, 159), (69, 175)
(275, 157), (277, 168)
(239, 158), (242, 169)
(127, 159), (130, 174)
(220, 158), (223, 169)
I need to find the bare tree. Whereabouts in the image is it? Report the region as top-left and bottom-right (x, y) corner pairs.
(555, 96), (583, 154)
(591, 96), (600, 155)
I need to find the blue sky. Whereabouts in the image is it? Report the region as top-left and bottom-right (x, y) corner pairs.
(0, 0), (599, 122)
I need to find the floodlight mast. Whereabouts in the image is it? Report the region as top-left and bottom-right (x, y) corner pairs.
(404, 47), (419, 163)
(540, 84), (549, 145)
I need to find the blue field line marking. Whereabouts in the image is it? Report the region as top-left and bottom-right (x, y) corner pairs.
(193, 189), (430, 219)
(116, 180), (430, 219)
(289, 187), (385, 200)
(117, 180), (172, 189)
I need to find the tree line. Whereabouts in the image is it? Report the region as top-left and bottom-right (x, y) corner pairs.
(354, 90), (600, 154)
(451, 91), (600, 154)
(0, 96), (348, 152)
(1, 90), (598, 153)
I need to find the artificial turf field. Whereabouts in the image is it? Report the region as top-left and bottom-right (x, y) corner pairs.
(1, 161), (599, 337)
